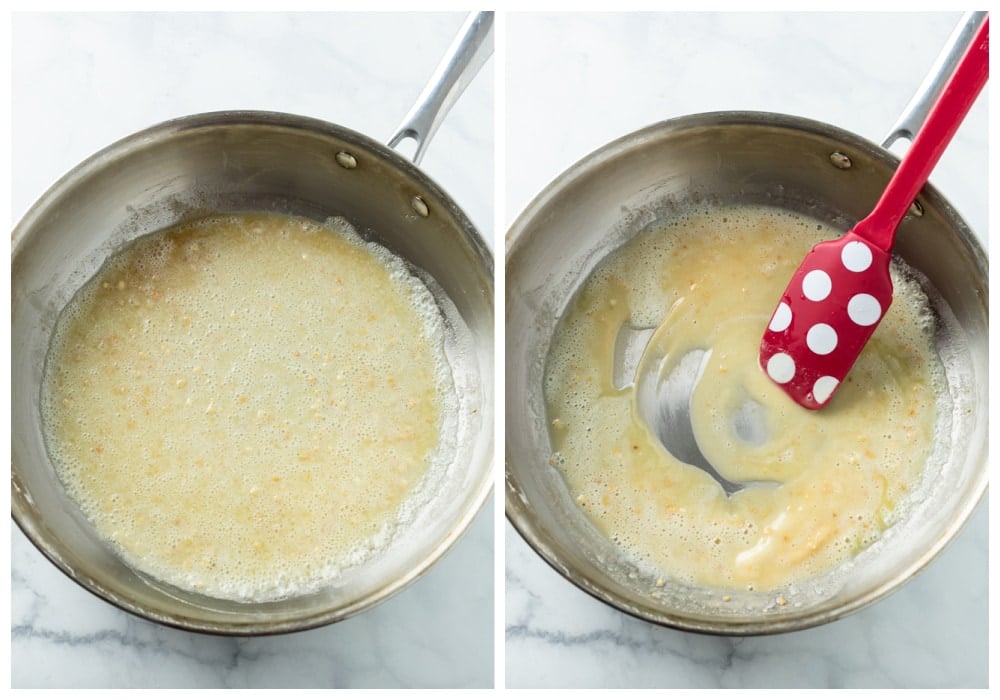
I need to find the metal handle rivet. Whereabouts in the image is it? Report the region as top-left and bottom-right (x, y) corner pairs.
(411, 196), (430, 217)
(335, 152), (358, 169)
(829, 152), (852, 170)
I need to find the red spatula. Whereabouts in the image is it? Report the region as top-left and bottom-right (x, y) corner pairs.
(759, 16), (989, 410)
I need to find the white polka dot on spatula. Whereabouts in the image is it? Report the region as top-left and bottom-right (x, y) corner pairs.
(766, 353), (796, 384)
(806, 323), (838, 355)
(841, 240), (873, 272)
(769, 302), (792, 332)
(847, 293), (882, 326)
(812, 375), (840, 404)
(802, 270), (832, 301)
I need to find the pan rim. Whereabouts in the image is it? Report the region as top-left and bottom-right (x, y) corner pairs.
(13, 109), (494, 276)
(506, 110), (985, 268)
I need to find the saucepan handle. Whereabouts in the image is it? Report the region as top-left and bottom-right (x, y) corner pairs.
(882, 10), (988, 149)
(388, 11), (494, 165)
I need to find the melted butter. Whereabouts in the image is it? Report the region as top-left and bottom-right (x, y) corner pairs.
(544, 206), (939, 590)
(42, 213), (453, 602)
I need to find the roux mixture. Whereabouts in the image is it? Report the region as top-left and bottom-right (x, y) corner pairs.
(42, 213), (453, 602)
(544, 206), (942, 591)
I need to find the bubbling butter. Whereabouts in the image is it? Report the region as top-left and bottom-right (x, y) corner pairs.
(544, 205), (944, 591)
(41, 212), (456, 603)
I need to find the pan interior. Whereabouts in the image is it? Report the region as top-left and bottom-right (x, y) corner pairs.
(12, 112), (494, 633)
(505, 114), (987, 633)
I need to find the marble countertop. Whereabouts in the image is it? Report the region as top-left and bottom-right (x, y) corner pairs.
(11, 12), (494, 689)
(504, 12), (987, 689)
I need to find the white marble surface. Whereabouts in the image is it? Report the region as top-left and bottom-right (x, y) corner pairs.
(11, 11), (494, 689)
(504, 12), (988, 689)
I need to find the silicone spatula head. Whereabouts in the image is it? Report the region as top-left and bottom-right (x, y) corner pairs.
(759, 234), (893, 409)
(760, 15), (988, 410)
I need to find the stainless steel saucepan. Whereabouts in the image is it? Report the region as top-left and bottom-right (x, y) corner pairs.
(505, 13), (987, 635)
(12, 12), (494, 635)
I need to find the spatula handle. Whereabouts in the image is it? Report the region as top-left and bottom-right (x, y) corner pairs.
(854, 16), (988, 251)
(883, 11), (988, 150)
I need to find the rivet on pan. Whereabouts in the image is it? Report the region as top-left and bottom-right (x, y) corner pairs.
(909, 200), (924, 217)
(335, 151), (358, 169)
(411, 195), (430, 218)
(829, 152), (852, 170)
